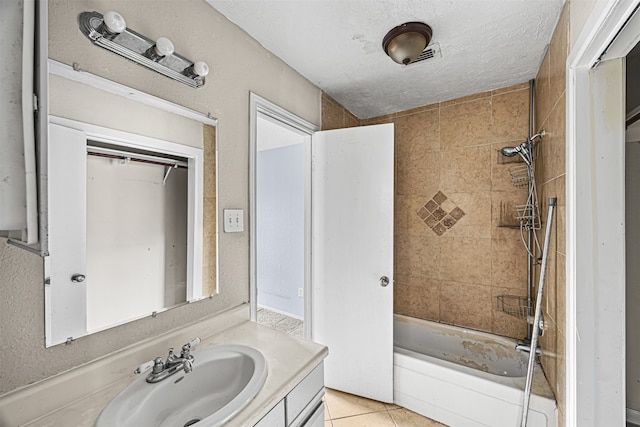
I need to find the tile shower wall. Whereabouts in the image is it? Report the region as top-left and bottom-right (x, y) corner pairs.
(322, 93), (360, 130)
(323, 83), (532, 340)
(533, 2), (569, 425)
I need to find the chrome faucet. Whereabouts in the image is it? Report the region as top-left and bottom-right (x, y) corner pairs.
(515, 342), (542, 356)
(134, 338), (201, 383)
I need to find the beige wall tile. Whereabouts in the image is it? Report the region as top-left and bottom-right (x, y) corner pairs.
(361, 114), (395, 126)
(556, 205), (566, 256)
(491, 142), (531, 193)
(440, 90), (491, 107)
(440, 237), (491, 285)
(396, 153), (441, 196)
(440, 192), (492, 239)
(322, 94), (350, 130)
(491, 190), (529, 231)
(345, 110), (360, 128)
(491, 82), (530, 96)
(544, 95), (567, 183)
(404, 195), (446, 238)
(395, 235), (441, 280)
(556, 329), (567, 416)
(394, 109), (440, 158)
(203, 196), (216, 267)
(540, 317), (558, 392)
(440, 98), (492, 150)
(440, 281), (492, 332)
(491, 287), (528, 338)
(394, 103), (439, 118)
(556, 253), (566, 331)
(203, 124), (216, 164)
(394, 277), (440, 321)
(542, 236), (558, 324)
(204, 163), (216, 198)
(535, 48), (551, 130)
(491, 88), (530, 143)
(202, 264), (216, 296)
(440, 145), (492, 194)
(491, 309), (528, 339)
(549, 4), (569, 103)
(491, 236), (528, 289)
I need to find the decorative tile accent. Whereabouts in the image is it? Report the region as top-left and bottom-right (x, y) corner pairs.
(416, 191), (466, 235)
(433, 191), (447, 204)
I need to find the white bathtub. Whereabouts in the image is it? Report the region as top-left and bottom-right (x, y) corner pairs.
(393, 314), (557, 427)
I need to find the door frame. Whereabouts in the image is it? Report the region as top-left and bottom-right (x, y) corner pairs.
(567, 0), (640, 425)
(249, 92), (319, 338)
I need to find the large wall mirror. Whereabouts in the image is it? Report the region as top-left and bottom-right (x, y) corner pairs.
(45, 62), (217, 347)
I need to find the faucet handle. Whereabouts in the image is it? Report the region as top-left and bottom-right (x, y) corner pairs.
(134, 360), (154, 374)
(181, 337), (201, 357)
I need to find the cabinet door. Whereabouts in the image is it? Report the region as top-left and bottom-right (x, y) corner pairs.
(286, 364), (324, 425)
(254, 399), (285, 427)
(301, 403), (324, 427)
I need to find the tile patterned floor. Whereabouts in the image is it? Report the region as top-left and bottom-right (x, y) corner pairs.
(324, 388), (448, 427)
(257, 307), (304, 339)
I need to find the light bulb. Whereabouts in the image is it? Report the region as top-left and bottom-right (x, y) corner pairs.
(183, 61), (210, 79)
(102, 11), (126, 34)
(154, 37), (174, 57)
(193, 61), (209, 77)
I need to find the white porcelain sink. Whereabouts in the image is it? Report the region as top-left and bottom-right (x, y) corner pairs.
(97, 344), (268, 427)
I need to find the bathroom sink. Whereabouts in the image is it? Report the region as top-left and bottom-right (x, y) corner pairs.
(96, 344), (268, 427)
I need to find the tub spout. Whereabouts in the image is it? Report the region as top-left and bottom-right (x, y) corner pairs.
(515, 343), (542, 355)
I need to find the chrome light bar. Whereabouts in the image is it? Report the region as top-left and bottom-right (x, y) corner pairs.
(78, 11), (208, 88)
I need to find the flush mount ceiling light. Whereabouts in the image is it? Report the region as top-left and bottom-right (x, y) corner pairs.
(78, 11), (209, 88)
(382, 22), (433, 65)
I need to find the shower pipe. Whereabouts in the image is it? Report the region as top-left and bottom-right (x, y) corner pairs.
(501, 79), (541, 341)
(526, 79), (534, 342)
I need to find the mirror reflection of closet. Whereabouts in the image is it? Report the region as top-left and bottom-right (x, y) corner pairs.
(85, 142), (189, 331)
(45, 67), (217, 346)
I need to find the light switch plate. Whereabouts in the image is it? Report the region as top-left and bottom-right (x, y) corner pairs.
(223, 209), (244, 232)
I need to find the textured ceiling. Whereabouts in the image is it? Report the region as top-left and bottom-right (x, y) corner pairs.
(206, 0), (566, 119)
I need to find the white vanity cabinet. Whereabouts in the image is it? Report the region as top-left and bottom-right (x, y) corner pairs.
(255, 363), (324, 427)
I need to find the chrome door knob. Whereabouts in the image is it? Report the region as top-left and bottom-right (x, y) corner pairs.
(380, 276), (390, 287)
(71, 274), (86, 283)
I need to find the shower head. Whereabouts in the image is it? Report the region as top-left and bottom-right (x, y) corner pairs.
(500, 141), (531, 166)
(500, 146), (521, 157)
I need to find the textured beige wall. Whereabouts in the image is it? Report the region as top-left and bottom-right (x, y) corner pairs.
(0, 0), (320, 395)
(358, 83), (531, 340)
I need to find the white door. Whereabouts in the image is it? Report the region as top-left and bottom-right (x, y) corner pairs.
(46, 123), (88, 346)
(311, 123), (394, 403)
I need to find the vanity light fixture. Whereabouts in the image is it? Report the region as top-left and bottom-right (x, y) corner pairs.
(382, 21), (433, 65)
(79, 11), (208, 88)
(145, 37), (175, 61)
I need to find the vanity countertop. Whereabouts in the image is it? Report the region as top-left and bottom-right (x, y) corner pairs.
(20, 320), (327, 427)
